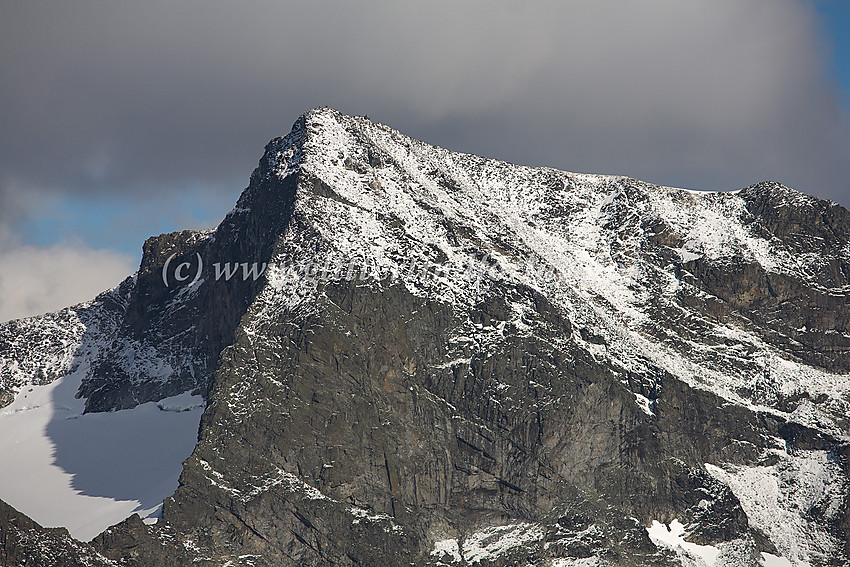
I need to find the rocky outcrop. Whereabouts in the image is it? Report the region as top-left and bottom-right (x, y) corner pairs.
(0, 498), (115, 567)
(0, 278), (133, 409)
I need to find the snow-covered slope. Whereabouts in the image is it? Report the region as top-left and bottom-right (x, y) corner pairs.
(0, 278), (133, 407)
(0, 352), (203, 541)
(264, 108), (850, 430)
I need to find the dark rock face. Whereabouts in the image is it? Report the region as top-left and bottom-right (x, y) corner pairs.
(2, 109), (850, 565)
(684, 183), (850, 373)
(77, 151), (299, 412)
(0, 499), (114, 566)
(145, 277), (753, 566)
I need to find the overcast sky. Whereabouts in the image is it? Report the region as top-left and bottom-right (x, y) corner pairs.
(1, 0), (849, 321)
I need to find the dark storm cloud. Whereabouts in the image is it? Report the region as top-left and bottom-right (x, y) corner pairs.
(1, 0), (849, 211)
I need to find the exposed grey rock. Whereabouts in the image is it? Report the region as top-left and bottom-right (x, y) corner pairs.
(0, 498), (115, 566)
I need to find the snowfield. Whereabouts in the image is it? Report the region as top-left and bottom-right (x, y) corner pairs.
(0, 362), (203, 540)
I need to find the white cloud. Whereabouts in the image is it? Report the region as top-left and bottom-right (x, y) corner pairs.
(0, 237), (135, 322)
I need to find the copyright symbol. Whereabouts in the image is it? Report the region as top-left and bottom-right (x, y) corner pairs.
(162, 252), (204, 288)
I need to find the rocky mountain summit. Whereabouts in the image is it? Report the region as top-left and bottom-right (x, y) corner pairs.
(1, 108), (849, 566)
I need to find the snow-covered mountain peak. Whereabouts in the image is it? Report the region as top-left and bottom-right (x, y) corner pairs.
(258, 109), (850, 387)
(2, 108), (850, 565)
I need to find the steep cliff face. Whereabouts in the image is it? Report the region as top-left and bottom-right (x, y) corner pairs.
(2, 108), (849, 566)
(77, 154), (296, 412)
